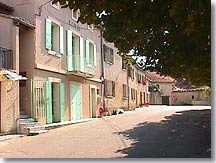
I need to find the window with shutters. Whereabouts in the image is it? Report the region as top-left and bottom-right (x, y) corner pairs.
(85, 39), (96, 67)
(128, 67), (134, 80)
(89, 42), (94, 65)
(72, 9), (80, 21)
(122, 84), (127, 98)
(138, 74), (142, 83)
(131, 88), (136, 101)
(104, 44), (114, 64)
(45, 18), (63, 55)
(122, 58), (127, 70)
(104, 79), (115, 98)
(51, 23), (60, 52)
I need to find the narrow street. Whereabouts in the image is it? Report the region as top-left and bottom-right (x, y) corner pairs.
(0, 106), (211, 158)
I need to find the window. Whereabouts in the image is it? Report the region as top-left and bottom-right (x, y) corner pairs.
(72, 9), (80, 21)
(104, 44), (114, 64)
(122, 58), (127, 70)
(50, 2), (60, 10)
(89, 42), (94, 65)
(128, 67), (134, 80)
(51, 22), (60, 52)
(192, 95), (194, 99)
(138, 74), (142, 83)
(87, 24), (94, 32)
(131, 88), (136, 101)
(86, 39), (96, 67)
(104, 79), (115, 97)
(45, 18), (64, 55)
(122, 84), (127, 98)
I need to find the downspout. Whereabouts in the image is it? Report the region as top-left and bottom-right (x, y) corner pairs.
(100, 29), (105, 110)
(127, 66), (129, 110)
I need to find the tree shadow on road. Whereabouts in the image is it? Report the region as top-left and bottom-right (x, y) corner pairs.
(115, 109), (211, 158)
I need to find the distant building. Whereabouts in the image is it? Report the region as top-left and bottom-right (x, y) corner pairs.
(145, 72), (175, 105)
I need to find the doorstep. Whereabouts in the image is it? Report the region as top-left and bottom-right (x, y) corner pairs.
(42, 118), (100, 130)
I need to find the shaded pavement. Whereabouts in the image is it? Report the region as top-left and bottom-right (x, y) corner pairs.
(115, 109), (211, 158)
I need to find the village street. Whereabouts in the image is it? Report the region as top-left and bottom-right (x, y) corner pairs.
(0, 105), (211, 158)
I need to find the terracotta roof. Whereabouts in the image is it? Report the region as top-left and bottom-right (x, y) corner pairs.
(173, 87), (205, 92)
(145, 71), (175, 83)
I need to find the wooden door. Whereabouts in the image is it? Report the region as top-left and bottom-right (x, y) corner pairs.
(162, 96), (170, 105)
(71, 84), (81, 120)
(45, 81), (53, 124)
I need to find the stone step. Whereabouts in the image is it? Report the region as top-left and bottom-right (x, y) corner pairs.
(29, 129), (48, 135)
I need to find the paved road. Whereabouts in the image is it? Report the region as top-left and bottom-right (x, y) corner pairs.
(0, 105), (211, 158)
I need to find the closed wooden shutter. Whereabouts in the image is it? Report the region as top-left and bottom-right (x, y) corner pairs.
(86, 40), (90, 64)
(67, 30), (73, 71)
(59, 26), (64, 54)
(112, 81), (115, 97)
(59, 83), (65, 122)
(110, 49), (114, 64)
(104, 79), (108, 97)
(45, 18), (52, 50)
(45, 81), (52, 124)
(79, 36), (84, 72)
(93, 43), (97, 66)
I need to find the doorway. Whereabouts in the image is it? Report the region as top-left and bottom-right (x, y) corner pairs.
(162, 96), (170, 105)
(90, 86), (97, 118)
(51, 83), (60, 123)
(71, 83), (81, 120)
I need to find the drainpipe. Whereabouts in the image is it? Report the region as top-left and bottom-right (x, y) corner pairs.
(127, 66), (129, 110)
(100, 29), (105, 110)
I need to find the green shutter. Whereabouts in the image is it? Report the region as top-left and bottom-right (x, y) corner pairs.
(67, 30), (73, 71)
(93, 43), (97, 66)
(60, 26), (64, 54)
(79, 36), (85, 72)
(45, 18), (52, 50)
(85, 40), (89, 64)
(59, 83), (65, 122)
(45, 81), (52, 124)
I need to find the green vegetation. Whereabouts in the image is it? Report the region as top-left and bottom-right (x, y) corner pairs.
(53, 0), (210, 86)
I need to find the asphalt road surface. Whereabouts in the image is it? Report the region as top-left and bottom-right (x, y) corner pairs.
(0, 105), (211, 158)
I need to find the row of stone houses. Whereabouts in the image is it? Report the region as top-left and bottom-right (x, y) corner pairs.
(0, 0), (151, 134)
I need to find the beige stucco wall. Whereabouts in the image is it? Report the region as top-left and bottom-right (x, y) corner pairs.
(171, 91), (208, 105)
(148, 82), (174, 105)
(128, 66), (148, 109)
(103, 42), (128, 112)
(0, 16), (20, 133)
(0, 0), (35, 23)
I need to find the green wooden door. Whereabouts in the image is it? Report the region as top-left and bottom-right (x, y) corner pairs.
(71, 84), (81, 120)
(59, 83), (65, 122)
(45, 81), (53, 124)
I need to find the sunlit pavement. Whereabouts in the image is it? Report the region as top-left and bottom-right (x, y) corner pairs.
(0, 105), (211, 158)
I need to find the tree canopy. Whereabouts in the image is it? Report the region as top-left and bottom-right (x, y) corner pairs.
(53, 0), (211, 86)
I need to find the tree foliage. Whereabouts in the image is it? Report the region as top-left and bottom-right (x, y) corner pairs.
(53, 0), (211, 86)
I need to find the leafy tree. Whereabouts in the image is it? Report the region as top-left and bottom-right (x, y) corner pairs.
(53, 0), (211, 86)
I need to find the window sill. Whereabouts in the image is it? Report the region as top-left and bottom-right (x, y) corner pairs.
(105, 60), (114, 65)
(106, 95), (114, 99)
(48, 50), (61, 58)
(122, 97), (128, 100)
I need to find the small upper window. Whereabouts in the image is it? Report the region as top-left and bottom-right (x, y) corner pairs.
(72, 9), (80, 21)
(50, 2), (60, 10)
